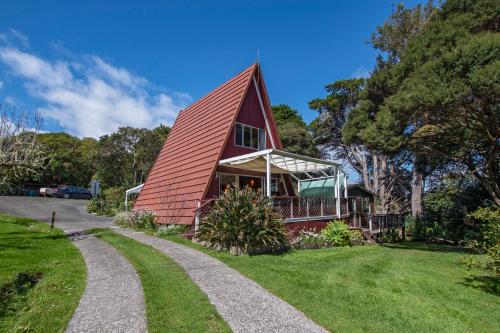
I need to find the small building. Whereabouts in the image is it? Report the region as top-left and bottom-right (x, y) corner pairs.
(134, 64), (391, 234)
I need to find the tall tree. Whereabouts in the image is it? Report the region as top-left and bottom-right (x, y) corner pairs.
(381, 0), (500, 206)
(272, 104), (319, 157)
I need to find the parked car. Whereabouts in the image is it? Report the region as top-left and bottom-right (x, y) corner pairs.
(55, 186), (92, 199)
(40, 187), (58, 197)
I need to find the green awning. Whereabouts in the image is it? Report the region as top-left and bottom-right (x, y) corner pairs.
(299, 176), (344, 197)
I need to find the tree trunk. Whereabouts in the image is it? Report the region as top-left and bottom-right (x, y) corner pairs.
(411, 167), (423, 219)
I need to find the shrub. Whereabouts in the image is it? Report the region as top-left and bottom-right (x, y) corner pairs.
(114, 211), (133, 227)
(380, 229), (400, 243)
(196, 186), (289, 254)
(87, 197), (101, 214)
(466, 207), (500, 274)
(349, 229), (364, 245)
(130, 209), (157, 230)
(156, 224), (189, 237)
(296, 229), (329, 249)
(321, 220), (351, 247)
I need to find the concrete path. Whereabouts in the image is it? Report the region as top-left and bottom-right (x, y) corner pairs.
(66, 233), (147, 333)
(115, 228), (328, 333)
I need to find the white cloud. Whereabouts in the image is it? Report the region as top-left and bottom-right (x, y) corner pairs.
(0, 36), (190, 138)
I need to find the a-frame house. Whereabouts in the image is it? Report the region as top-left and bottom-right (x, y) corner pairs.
(134, 64), (348, 232)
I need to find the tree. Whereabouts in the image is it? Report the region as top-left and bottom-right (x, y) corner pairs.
(96, 125), (169, 188)
(338, 1), (438, 216)
(309, 77), (410, 214)
(37, 133), (97, 186)
(0, 106), (47, 192)
(272, 104), (319, 157)
(381, 0), (500, 206)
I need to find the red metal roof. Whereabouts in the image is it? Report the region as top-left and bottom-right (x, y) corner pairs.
(134, 64), (260, 224)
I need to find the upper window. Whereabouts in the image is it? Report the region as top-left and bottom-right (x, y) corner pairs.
(235, 123), (266, 150)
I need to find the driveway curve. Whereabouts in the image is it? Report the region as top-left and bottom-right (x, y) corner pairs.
(0, 196), (113, 232)
(0, 196), (146, 332)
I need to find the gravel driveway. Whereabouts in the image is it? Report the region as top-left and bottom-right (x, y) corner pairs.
(0, 196), (113, 232)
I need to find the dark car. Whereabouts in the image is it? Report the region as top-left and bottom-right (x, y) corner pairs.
(55, 186), (92, 199)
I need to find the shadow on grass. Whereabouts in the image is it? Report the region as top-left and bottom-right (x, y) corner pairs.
(383, 241), (476, 254)
(460, 274), (500, 296)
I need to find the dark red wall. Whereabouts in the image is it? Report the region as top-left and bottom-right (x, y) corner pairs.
(221, 81), (273, 159)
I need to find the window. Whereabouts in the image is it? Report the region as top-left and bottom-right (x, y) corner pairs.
(262, 178), (278, 193)
(234, 123), (266, 150)
(219, 174), (237, 194)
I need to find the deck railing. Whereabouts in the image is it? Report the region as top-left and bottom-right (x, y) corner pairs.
(272, 196), (348, 221)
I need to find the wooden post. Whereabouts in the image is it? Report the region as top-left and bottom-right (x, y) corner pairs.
(290, 198), (294, 218)
(51, 211), (55, 229)
(194, 201), (201, 232)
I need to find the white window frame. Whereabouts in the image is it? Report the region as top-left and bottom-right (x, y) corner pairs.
(234, 122), (266, 150)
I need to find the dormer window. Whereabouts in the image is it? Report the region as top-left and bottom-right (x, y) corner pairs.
(235, 123), (266, 150)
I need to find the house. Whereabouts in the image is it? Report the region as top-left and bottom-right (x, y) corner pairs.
(133, 64), (385, 234)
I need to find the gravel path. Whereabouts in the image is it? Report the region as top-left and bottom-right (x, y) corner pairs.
(66, 234), (147, 333)
(115, 228), (328, 333)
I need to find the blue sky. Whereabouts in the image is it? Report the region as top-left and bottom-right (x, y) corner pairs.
(0, 0), (424, 138)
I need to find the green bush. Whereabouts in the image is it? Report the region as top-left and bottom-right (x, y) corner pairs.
(156, 224), (189, 237)
(467, 207), (500, 274)
(87, 197), (101, 213)
(196, 186), (289, 254)
(349, 229), (365, 245)
(380, 229), (400, 243)
(321, 220), (351, 247)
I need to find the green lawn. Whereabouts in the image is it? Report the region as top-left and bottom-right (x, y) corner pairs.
(0, 214), (86, 332)
(93, 229), (231, 333)
(164, 236), (500, 333)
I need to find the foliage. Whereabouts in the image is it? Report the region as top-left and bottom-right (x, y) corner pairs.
(114, 209), (157, 230)
(466, 207), (500, 274)
(272, 104), (319, 157)
(95, 126), (169, 189)
(380, 229), (401, 243)
(405, 215), (443, 241)
(0, 214), (85, 332)
(130, 209), (157, 230)
(37, 132), (97, 187)
(196, 186), (289, 254)
(155, 224), (189, 237)
(86, 197), (102, 214)
(378, 0), (500, 205)
(0, 107), (48, 193)
(348, 229), (365, 245)
(296, 229), (329, 249)
(320, 220), (351, 247)
(422, 174), (489, 242)
(94, 229), (231, 333)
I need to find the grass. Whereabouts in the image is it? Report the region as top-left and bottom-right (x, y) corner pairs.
(0, 214), (86, 332)
(92, 229), (231, 333)
(164, 235), (500, 333)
